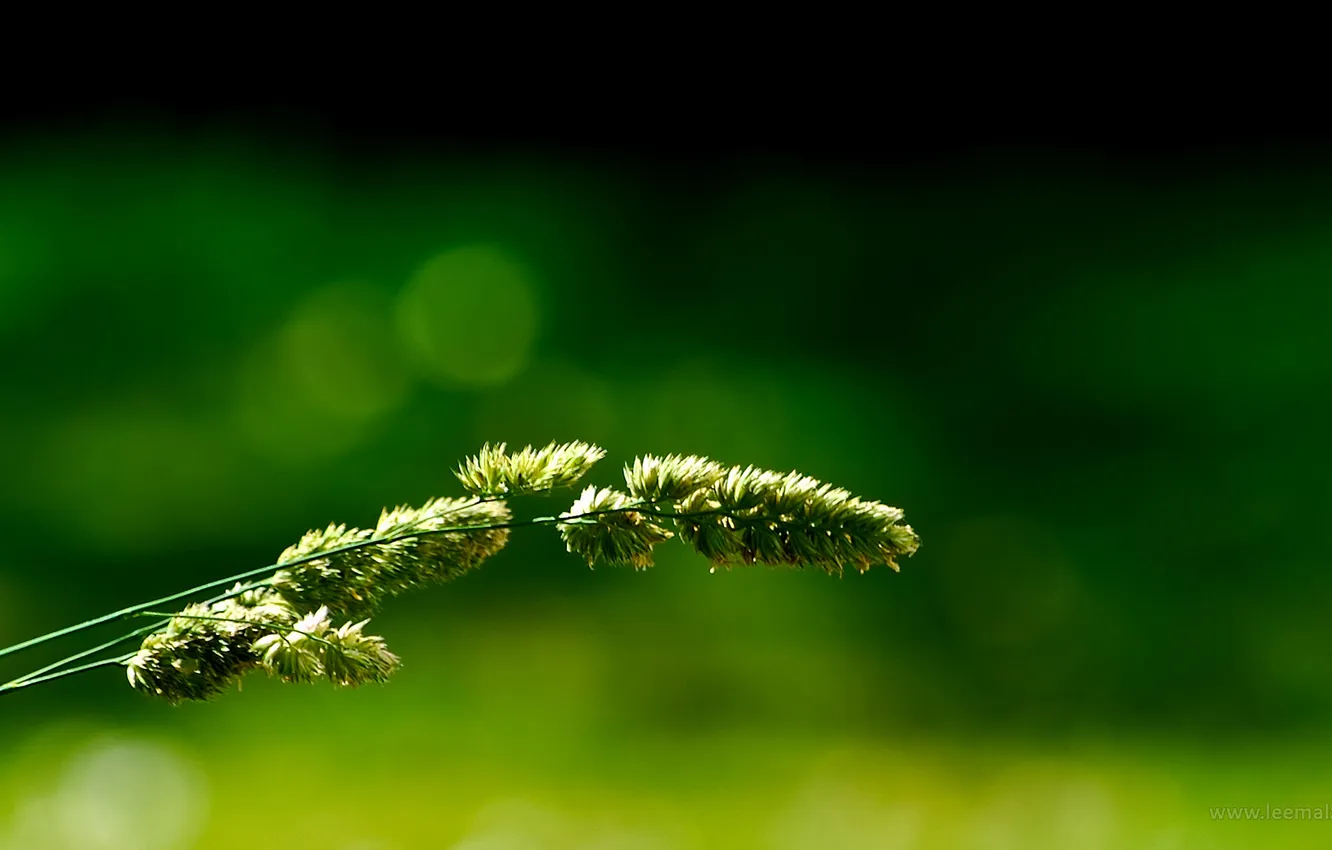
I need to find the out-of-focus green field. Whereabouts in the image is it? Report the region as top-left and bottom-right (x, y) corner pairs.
(3, 131), (1332, 847)
(11, 584), (1332, 849)
(7, 644), (1332, 849)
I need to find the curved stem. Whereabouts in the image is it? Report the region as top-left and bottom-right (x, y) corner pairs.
(0, 495), (512, 661)
(0, 497), (717, 669)
(0, 582), (276, 693)
(1, 620), (168, 690)
(0, 654), (135, 693)
(0, 565), (292, 661)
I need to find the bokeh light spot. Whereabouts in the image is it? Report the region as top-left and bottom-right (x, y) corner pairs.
(278, 282), (410, 421)
(396, 245), (539, 387)
(1, 736), (208, 850)
(770, 777), (921, 850)
(233, 282), (409, 464)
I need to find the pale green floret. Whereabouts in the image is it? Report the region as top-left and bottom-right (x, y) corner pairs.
(455, 440), (606, 496)
(557, 486), (674, 569)
(624, 454), (726, 502)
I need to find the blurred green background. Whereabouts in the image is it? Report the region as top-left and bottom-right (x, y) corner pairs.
(2, 128), (1331, 848)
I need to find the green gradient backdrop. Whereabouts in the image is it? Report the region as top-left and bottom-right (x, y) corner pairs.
(2, 132), (1330, 848)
